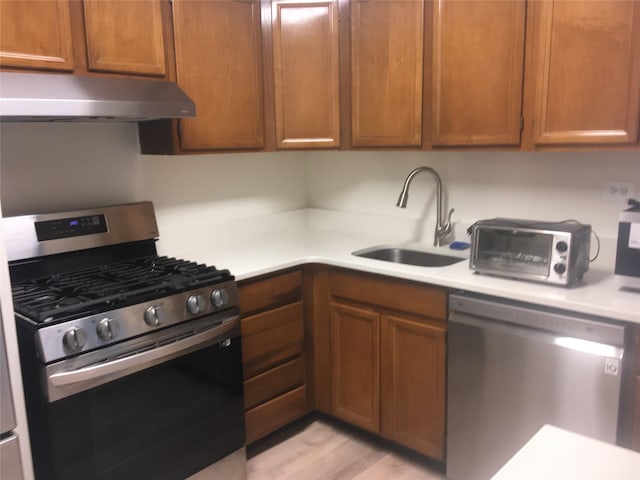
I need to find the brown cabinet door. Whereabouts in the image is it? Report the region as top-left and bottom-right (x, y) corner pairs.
(0, 0), (74, 71)
(432, 0), (526, 146)
(381, 314), (445, 460)
(529, 0), (640, 146)
(271, 0), (341, 149)
(172, 0), (265, 150)
(351, 0), (424, 147)
(82, 0), (166, 77)
(331, 302), (380, 432)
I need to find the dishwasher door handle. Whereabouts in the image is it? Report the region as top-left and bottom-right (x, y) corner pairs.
(449, 311), (624, 359)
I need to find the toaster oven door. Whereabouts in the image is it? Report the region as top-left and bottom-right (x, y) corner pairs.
(472, 227), (552, 277)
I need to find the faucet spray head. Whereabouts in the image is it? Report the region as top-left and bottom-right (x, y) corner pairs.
(396, 188), (409, 208)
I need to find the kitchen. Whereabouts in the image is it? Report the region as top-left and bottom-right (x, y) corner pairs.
(1, 1), (640, 480)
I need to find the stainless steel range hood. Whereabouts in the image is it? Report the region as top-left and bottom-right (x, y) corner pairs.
(0, 72), (195, 122)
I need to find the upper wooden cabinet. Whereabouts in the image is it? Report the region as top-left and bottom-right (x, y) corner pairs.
(271, 0), (341, 149)
(526, 0), (640, 146)
(431, 0), (526, 147)
(171, 0), (265, 151)
(0, 0), (172, 79)
(83, 0), (167, 77)
(350, 0), (425, 147)
(0, 0), (75, 71)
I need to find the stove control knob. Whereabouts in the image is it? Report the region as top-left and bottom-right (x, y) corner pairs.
(144, 305), (165, 327)
(63, 327), (88, 352)
(187, 295), (206, 315)
(556, 241), (569, 253)
(211, 288), (229, 308)
(97, 317), (120, 341)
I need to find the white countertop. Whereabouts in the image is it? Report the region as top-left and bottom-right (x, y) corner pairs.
(157, 209), (640, 324)
(491, 425), (640, 480)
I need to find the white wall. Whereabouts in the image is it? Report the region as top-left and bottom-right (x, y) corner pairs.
(306, 150), (640, 252)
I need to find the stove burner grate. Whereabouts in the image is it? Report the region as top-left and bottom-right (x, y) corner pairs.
(11, 255), (231, 324)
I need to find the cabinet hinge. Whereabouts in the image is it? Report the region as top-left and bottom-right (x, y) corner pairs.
(520, 116), (524, 132)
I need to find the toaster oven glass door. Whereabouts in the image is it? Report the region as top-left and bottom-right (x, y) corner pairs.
(474, 228), (552, 276)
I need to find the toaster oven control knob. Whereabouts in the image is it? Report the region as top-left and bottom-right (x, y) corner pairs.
(556, 241), (568, 253)
(63, 327), (88, 352)
(144, 305), (165, 327)
(97, 317), (120, 341)
(211, 288), (229, 308)
(187, 295), (206, 315)
(554, 263), (567, 275)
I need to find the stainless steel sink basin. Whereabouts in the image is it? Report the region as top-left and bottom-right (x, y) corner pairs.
(352, 246), (466, 267)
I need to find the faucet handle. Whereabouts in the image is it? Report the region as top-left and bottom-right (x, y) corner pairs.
(445, 208), (455, 231)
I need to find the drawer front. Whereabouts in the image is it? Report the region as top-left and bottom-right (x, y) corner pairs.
(245, 386), (308, 444)
(244, 356), (305, 410)
(239, 270), (302, 315)
(242, 301), (304, 378)
(330, 269), (447, 320)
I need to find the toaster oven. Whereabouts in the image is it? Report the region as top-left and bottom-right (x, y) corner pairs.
(469, 218), (591, 286)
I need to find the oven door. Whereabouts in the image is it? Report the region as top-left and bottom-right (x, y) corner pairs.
(27, 319), (245, 480)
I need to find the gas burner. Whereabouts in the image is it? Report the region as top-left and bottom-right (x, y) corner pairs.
(11, 255), (232, 324)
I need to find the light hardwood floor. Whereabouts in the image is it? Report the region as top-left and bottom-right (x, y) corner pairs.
(247, 418), (446, 480)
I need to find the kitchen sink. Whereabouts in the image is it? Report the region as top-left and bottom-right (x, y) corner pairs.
(352, 246), (466, 267)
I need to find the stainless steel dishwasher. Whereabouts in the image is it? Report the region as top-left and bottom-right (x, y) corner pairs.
(446, 291), (626, 480)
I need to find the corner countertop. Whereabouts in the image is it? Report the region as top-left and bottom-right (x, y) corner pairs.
(157, 209), (640, 325)
(491, 425), (640, 480)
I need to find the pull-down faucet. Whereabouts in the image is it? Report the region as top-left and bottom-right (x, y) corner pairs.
(396, 166), (454, 247)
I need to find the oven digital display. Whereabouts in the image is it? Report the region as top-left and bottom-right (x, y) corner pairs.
(35, 214), (107, 241)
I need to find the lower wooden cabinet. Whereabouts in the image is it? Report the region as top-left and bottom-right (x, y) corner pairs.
(331, 303), (380, 432)
(381, 314), (445, 459)
(329, 269), (447, 460)
(239, 269), (310, 444)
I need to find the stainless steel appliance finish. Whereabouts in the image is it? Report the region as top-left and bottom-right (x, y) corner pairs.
(469, 218), (591, 286)
(4, 201), (159, 262)
(7, 202), (246, 480)
(447, 292), (626, 480)
(0, 71), (195, 122)
(615, 199), (640, 291)
(396, 166), (455, 247)
(0, 311), (24, 480)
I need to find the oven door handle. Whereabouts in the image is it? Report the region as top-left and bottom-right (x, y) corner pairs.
(48, 318), (238, 390)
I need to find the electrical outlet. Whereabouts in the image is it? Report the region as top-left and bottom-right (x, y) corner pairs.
(602, 181), (636, 202)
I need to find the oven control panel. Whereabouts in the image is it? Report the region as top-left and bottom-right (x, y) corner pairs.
(36, 280), (239, 364)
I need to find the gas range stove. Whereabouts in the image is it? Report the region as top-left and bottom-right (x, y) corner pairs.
(5, 202), (239, 365)
(5, 202), (246, 480)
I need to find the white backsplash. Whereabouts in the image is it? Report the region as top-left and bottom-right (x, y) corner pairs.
(0, 123), (638, 266)
(306, 150), (640, 264)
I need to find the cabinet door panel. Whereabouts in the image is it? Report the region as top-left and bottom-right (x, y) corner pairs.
(351, 0), (424, 146)
(381, 314), (445, 459)
(172, 0), (265, 150)
(272, 0), (340, 149)
(0, 0), (74, 71)
(432, 0), (525, 146)
(83, 0), (166, 77)
(331, 303), (380, 432)
(531, 0), (640, 145)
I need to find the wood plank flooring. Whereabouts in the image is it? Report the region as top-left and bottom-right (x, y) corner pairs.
(247, 418), (446, 480)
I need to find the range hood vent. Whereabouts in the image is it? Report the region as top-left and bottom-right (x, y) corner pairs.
(0, 72), (195, 122)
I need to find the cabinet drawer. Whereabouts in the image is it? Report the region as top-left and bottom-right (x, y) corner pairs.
(329, 269), (447, 320)
(239, 270), (302, 315)
(245, 386), (308, 444)
(244, 356), (305, 409)
(242, 301), (304, 377)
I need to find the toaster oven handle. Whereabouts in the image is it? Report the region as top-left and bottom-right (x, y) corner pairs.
(48, 317), (238, 388)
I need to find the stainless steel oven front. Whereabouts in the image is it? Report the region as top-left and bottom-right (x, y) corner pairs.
(17, 313), (245, 480)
